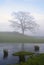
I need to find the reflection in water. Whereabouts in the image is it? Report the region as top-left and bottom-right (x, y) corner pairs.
(0, 43), (44, 65)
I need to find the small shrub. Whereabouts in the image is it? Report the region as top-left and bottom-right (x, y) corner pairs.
(34, 45), (39, 52)
(3, 49), (8, 59)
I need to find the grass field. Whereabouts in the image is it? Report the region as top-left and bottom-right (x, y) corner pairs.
(0, 32), (44, 43)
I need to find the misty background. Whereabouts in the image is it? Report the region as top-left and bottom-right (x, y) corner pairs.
(0, 0), (44, 36)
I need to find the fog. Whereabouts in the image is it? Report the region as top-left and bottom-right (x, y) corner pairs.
(0, 0), (44, 36)
(0, 21), (44, 36)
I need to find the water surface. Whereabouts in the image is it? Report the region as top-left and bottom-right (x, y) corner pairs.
(0, 43), (44, 65)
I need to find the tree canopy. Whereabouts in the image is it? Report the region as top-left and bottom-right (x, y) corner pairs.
(9, 11), (39, 34)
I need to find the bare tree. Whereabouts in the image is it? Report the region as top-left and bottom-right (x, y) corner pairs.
(9, 11), (39, 50)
